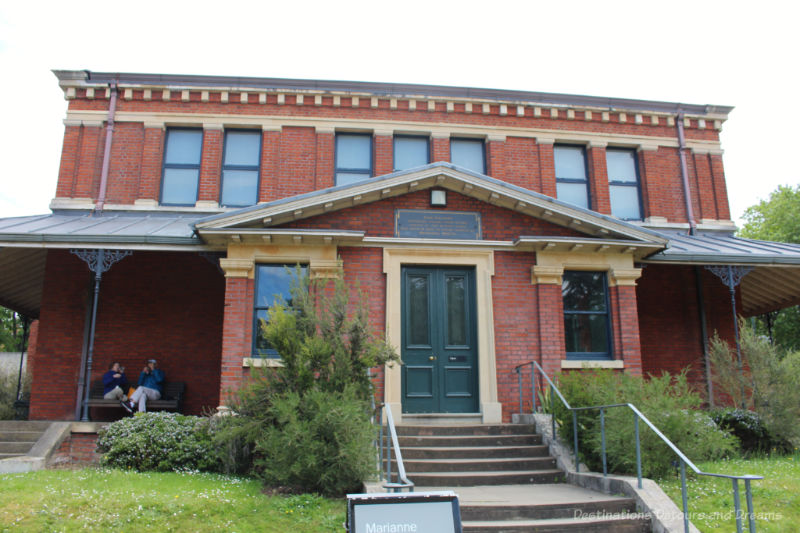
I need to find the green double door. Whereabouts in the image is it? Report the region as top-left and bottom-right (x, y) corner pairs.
(401, 266), (478, 413)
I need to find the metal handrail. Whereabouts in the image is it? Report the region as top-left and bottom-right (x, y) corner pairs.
(514, 360), (763, 533)
(375, 403), (414, 492)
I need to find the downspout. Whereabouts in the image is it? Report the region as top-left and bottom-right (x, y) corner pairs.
(677, 110), (713, 404)
(676, 112), (697, 235)
(94, 80), (118, 213)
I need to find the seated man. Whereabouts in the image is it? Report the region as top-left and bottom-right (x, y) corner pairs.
(102, 362), (128, 401)
(122, 359), (164, 413)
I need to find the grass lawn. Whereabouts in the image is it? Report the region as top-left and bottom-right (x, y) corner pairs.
(0, 468), (346, 532)
(658, 454), (800, 532)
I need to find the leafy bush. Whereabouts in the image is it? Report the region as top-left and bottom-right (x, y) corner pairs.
(709, 322), (800, 447)
(212, 269), (398, 494)
(97, 412), (217, 472)
(553, 369), (737, 478)
(711, 408), (790, 454)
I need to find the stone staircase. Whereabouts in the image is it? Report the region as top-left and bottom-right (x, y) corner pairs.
(0, 420), (51, 460)
(392, 423), (650, 532)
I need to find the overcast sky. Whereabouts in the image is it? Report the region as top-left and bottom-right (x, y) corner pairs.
(1, 0), (797, 226)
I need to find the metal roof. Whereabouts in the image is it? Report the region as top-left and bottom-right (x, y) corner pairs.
(645, 230), (800, 266)
(0, 211), (205, 247)
(54, 70), (732, 117)
(644, 230), (800, 315)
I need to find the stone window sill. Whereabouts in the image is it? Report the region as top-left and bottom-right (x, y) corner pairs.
(242, 357), (284, 368)
(561, 360), (624, 369)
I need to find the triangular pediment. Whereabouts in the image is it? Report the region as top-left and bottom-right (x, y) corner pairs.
(195, 163), (667, 249)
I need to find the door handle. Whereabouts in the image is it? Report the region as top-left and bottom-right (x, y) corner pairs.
(429, 355), (436, 361)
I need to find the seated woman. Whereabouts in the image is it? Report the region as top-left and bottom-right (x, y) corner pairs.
(102, 362), (128, 401)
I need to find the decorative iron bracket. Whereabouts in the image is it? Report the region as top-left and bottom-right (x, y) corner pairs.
(71, 249), (132, 278)
(704, 265), (753, 289)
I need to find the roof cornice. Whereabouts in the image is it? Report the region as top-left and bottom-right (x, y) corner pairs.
(53, 70), (732, 118)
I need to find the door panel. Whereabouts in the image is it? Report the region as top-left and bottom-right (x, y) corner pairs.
(402, 266), (478, 413)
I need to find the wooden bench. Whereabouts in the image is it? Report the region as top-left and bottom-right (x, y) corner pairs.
(86, 381), (186, 411)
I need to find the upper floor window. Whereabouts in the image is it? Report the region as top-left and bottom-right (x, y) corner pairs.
(562, 271), (612, 360)
(450, 138), (486, 174)
(554, 145), (590, 209)
(335, 133), (372, 186)
(253, 264), (307, 358)
(394, 135), (430, 171)
(221, 130), (261, 207)
(606, 148), (642, 220)
(161, 128), (203, 206)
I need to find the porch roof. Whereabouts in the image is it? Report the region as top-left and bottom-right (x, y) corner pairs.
(0, 211), (206, 248)
(644, 230), (800, 315)
(0, 211), (209, 318)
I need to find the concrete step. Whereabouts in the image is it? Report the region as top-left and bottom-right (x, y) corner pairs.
(0, 430), (46, 442)
(0, 452), (25, 459)
(0, 421), (53, 431)
(401, 444), (550, 460)
(395, 456), (557, 473)
(409, 469), (565, 486)
(0, 441), (36, 454)
(417, 485), (650, 533)
(395, 424), (537, 437)
(461, 515), (650, 532)
(397, 434), (541, 447)
(460, 498), (638, 521)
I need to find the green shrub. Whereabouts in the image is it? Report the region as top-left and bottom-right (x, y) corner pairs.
(553, 370), (737, 478)
(709, 322), (800, 447)
(97, 412), (217, 472)
(251, 387), (376, 496)
(212, 269), (398, 494)
(711, 408), (790, 454)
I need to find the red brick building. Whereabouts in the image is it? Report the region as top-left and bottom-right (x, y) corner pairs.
(1, 70), (799, 423)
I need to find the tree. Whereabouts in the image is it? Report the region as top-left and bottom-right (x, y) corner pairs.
(0, 307), (28, 352)
(739, 185), (800, 243)
(738, 185), (800, 351)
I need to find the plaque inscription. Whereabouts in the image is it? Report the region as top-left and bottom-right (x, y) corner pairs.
(395, 210), (481, 240)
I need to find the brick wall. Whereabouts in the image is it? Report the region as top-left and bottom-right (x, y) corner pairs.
(56, 90), (730, 223)
(50, 432), (102, 466)
(637, 264), (738, 394)
(29, 250), (225, 421)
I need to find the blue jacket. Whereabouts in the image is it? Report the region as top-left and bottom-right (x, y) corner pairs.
(102, 370), (128, 395)
(137, 368), (165, 394)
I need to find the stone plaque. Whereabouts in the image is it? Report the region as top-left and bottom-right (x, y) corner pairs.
(395, 209), (481, 240)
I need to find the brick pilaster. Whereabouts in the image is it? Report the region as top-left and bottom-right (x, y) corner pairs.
(198, 126), (221, 202)
(487, 138), (506, 179)
(536, 140), (557, 198)
(709, 153), (731, 220)
(610, 284), (643, 375)
(588, 144), (611, 214)
(315, 130), (335, 189)
(218, 274), (251, 406)
(431, 135), (449, 163)
(374, 133), (393, 176)
(260, 128), (281, 202)
(74, 124), (103, 199)
(137, 126), (165, 201)
(56, 125), (81, 198)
